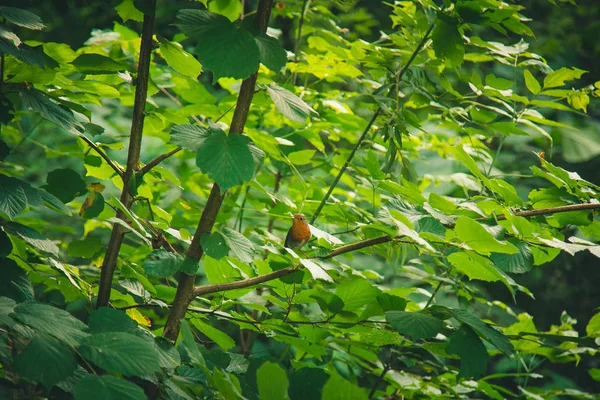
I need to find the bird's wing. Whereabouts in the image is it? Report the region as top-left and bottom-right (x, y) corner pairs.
(284, 229), (292, 248)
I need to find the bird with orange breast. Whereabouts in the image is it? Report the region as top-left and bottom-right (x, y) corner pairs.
(284, 213), (311, 252)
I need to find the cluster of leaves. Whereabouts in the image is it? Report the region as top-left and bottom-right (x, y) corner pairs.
(1, 0), (600, 399)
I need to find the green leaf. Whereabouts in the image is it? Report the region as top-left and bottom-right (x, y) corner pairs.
(449, 308), (514, 356)
(200, 232), (229, 260)
(158, 37), (202, 78)
(170, 124), (213, 151)
(178, 320), (205, 366)
(0, 175), (27, 218)
(175, 9), (230, 37)
(266, 84), (318, 123)
(74, 375), (146, 400)
(115, 0), (144, 22)
(68, 238), (105, 258)
(254, 32), (287, 72)
(3, 221), (59, 256)
(257, 361), (290, 400)
(447, 325), (489, 379)
(195, 130), (255, 190)
(448, 251), (506, 283)
(586, 312), (600, 337)
(543, 67), (587, 89)
(190, 319), (235, 350)
(385, 310), (444, 340)
(290, 368), (329, 400)
(321, 371), (368, 400)
(0, 259), (33, 303)
(0, 296), (16, 327)
(20, 89), (82, 133)
(561, 129), (600, 163)
(12, 302), (88, 346)
(221, 227), (255, 263)
(180, 257), (200, 275)
(154, 337), (181, 369)
(376, 293), (407, 311)
(79, 332), (161, 377)
(432, 18), (464, 68)
(208, 0), (242, 21)
(144, 249), (183, 278)
(523, 70), (541, 94)
(72, 54), (128, 74)
(45, 168), (87, 203)
(15, 333), (77, 390)
(491, 240), (533, 274)
(0, 6), (44, 30)
(88, 308), (138, 334)
(335, 279), (381, 311)
(455, 216), (518, 255)
(288, 149), (316, 165)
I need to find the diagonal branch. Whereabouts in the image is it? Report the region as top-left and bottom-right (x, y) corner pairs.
(162, 0), (276, 341)
(97, 1), (156, 308)
(191, 201), (600, 298)
(310, 23), (435, 224)
(77, 133), (123, 177)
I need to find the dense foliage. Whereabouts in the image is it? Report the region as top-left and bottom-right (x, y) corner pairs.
(0, 0), (599, 399)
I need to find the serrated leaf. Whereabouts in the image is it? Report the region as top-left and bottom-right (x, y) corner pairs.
(20, 89), (82, 134)
(0, 175), (27, 218)
(432, 18), (464, 68)
(115, 0), (144, 22)
(178, 320), (205, 366)
(221, 227), (254, 263)
(196, 130), (255, 190)
(0, 6), (44, 30)
(254, 32), (287, 72)
(158, 37), (202, 78)
(144, 249), (183, 278)
(385, 310), (444, 340)
(0, 296), (16, 328)
(12, 302), (88, 346)
(74, 375), (146, 400)
(455, 216), (518, 255)
(79, 332), (161, 377)
(88, 308), (139, 334)
(491, 240), (533, 274)
(15, 333), (77, 390)
(0, 259), (33, 303)
(447, 325), (489, 379)
(449, 308), (514, 356)
(335, 279), (381, 311)
(266, 84), (318, 123)
(155, 337), (181, 370)
(257, 361), (290, 400)
(3, 221), (59, 256)
(200, 232), (229, 260)
(170, 124), (213, 151)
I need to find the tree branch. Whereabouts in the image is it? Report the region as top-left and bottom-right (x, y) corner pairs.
(310, 23), (435, 224)
(138, 147), (181, 176)
(162, 0), (276, 342)
(76, 133), (123, 177)
(97, 2), (156, 308)
(496, 202), (600, 220)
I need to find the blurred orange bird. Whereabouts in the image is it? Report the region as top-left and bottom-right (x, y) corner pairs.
(285, 213), (311, 250)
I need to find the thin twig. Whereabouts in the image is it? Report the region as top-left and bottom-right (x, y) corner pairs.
(292, 0), (311, 85)
(139, 147), (181, 176)
(77, 134), (123, 177)
(368, 367), (389, 399)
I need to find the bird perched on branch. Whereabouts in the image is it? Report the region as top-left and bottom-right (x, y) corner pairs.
(285, 213), (311, 251)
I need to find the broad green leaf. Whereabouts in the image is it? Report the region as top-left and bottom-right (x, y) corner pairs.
(221, 227), (254, 263)
(322, 371), (368, 400)
(79, 332), (161, 377)
(432, 18), (464, 68)
(20, 89), (82, 133)
(158, 37), (202, 78)
(447, 325), (489, 379)
(254, 32), (287, 72)
(208, 0), (242, 21)
(377, 293), (407, 311)
(74, 375), (146, 400)
(12, 302), (88, 346)
(72, 54), (128, 74)
(0, 6), (44, 30)
(154, 337), (181, 369)
(88, 308), (138, 334)
(455, 216), (518, 255)
(336, 279), (381, 311)
(288, 149), (316, 165)
(491, 240), (533, 274)
(190, 319), (235, 350)
(196, 130), (255, 190)
(449, 308), (514, 356)
(180, 257), (200, 275)
(0, 259), (34, 303)
(170, 124), (213, 151)
(3, 221), (59, 256)
(485, 74), (513, 90)
(200, 232), (229, 260)
(175, 9), (229, 37)
(178, 320), (205, 365)
(14, 333), (77, 390)
(524, 70), (541, 94)
(448, 251), (506, 283)
(266, 84), (318, 123)
(144, 249), (183, 278)
(385, 310), (444, 340)
(257, 361), (290, 400)
(586, 312), (600, 337)
(115, 0), (144, 22)
(0, 296), (16, 327)
(45, 168), (87, 203)
(542, 67), (587, 89)
(300, 259), (332, 282)
(0, 174), (27, 218)
(290, 368), (329, 400)
(67, 238), (105, 258)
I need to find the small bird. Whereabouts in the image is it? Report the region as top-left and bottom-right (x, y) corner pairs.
(284, 213), (311, 251)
